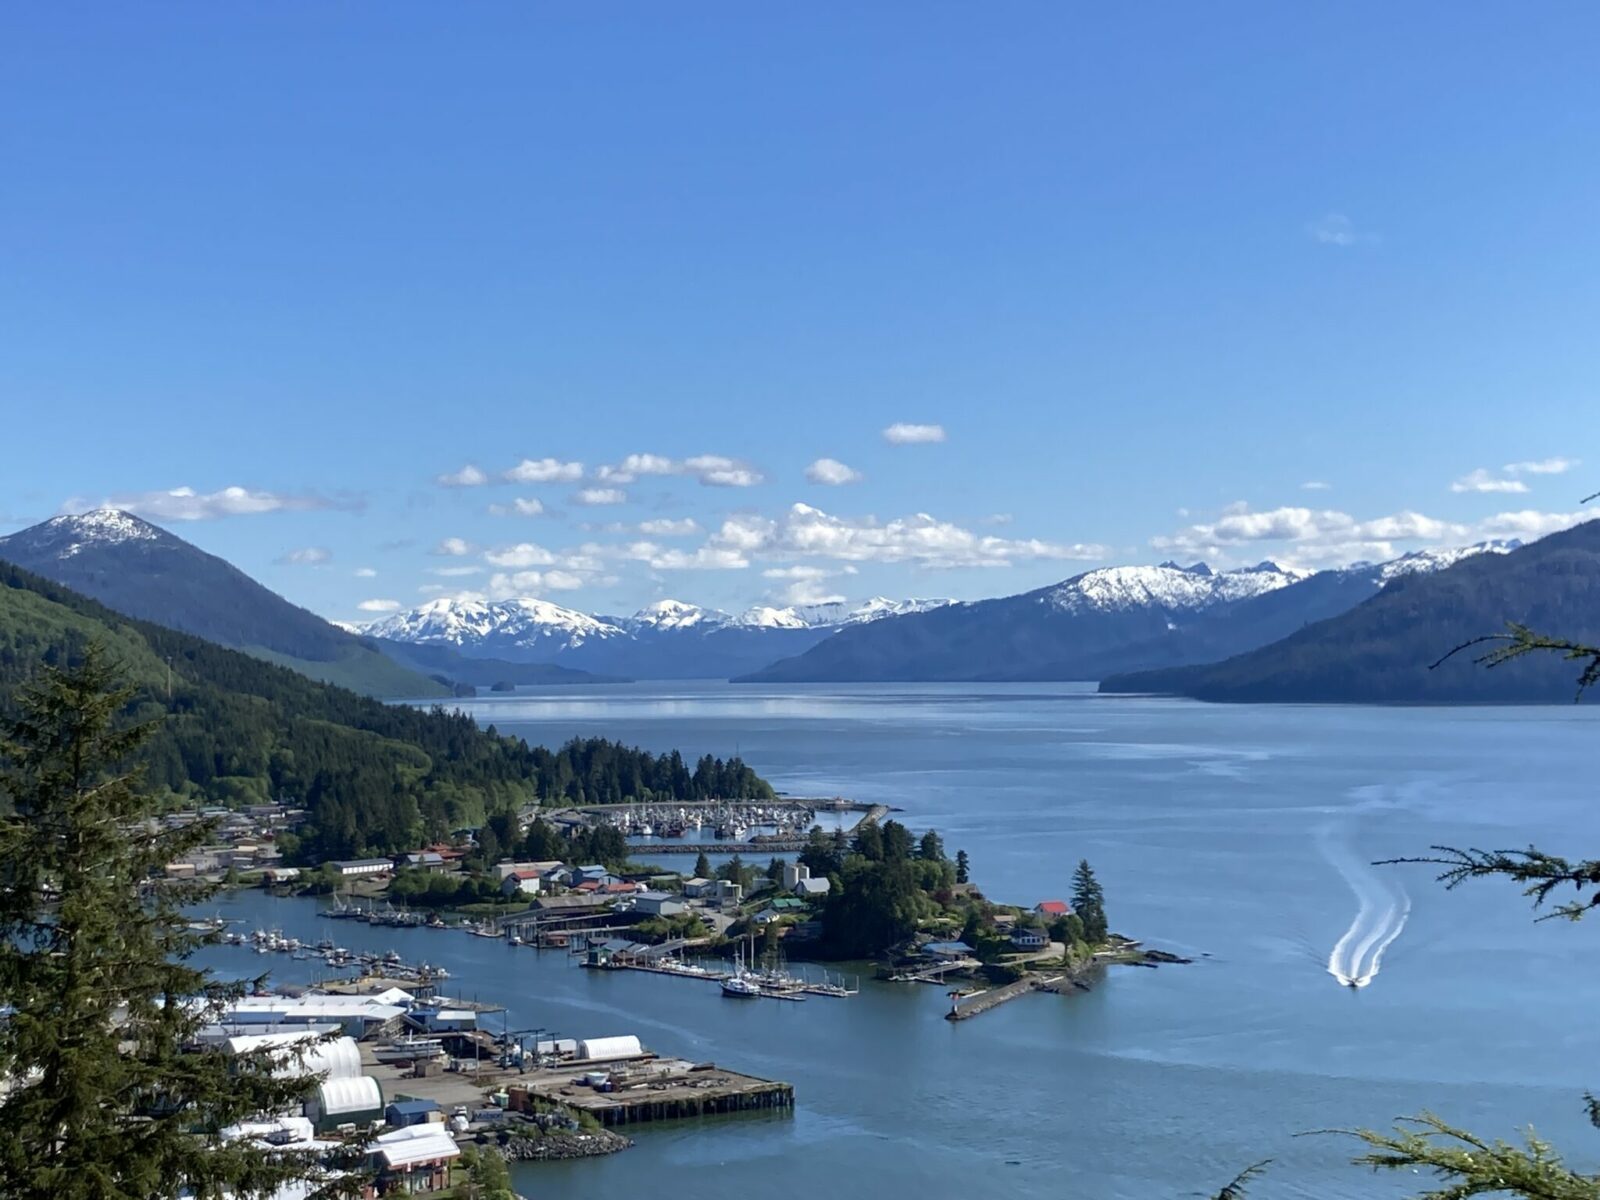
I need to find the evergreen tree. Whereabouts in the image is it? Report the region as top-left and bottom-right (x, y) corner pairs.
(1071, 858), (1108, 943)
(0, 648), (346, 1198)
(881, 820), (914, 862)
(917, 828), (945, 862)
(853, 821), (884, 861)
(955, 849), (970, 884)
(694, 851), (713, 879)
(522, 816), (565, 861)
(766, 856), (785, 882)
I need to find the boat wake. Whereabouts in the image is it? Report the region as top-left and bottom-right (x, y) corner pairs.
(1319, 824), (1410, 989)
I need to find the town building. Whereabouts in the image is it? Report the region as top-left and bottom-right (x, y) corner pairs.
(632, 891), (687, 918)
(332, 859), (392, 879)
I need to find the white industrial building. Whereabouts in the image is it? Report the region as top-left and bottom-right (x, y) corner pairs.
(577, 1035), (643, 1061)
(305, 1075), (385, 1131)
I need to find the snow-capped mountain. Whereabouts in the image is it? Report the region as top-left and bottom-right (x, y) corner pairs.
(363, 597), (628, 655)
(0, 509), (456, 697)
(1099, 527), (1595, 702)
(1046, 561), (1308, 615)
(733, 596), (956, 630)
(364, 593), (956, 679)
(739, 544), (1516, 684)
(1368, 539), (1519, 583)
(1, 508), (163, 559)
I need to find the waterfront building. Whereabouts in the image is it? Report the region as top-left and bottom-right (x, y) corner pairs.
(632, 891), (687, 917)
(331, 858), (392, 879)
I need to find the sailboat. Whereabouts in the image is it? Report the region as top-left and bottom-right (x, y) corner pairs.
(721, 942), (762, 998)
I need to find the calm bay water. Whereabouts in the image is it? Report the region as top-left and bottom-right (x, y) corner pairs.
(200, 683), (1600, 1199)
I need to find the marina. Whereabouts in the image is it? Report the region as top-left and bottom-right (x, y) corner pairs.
(546, 798), (894, 852)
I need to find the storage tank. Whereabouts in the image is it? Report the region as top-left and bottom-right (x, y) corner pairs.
(304, 1076), (384, 1131)
(576, 1035), (642, 1061)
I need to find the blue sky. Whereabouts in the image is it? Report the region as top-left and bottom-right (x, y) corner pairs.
(3, 5), (1598, 622)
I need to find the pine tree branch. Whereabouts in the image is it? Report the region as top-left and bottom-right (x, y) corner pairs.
(1205, 1159), (1271, 1198)
(1345, 1112), (1600, 1200)
(1431, 623), (1600, 702)
(1375, 846), (1600, 922)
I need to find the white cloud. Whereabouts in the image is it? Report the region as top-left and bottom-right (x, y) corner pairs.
(357, 598), (401, 613)
(762, 565), (835, 580)
(484, 542), (556, 568)
(592, 453), (764, 488)
(683, 455), (763, 487)
(1478, 509), (1598, 537)
(353, 567), (377, 578)
(1308, 213), (1377, 247)
(1301, 481), (1332, 491)
(432, 537), (474, 556)
(596, 453), (678, 484)
(427, 565), (484, 577)
(63, 485), (351, 521)
(486, 570), (586, 596)
(1146, 500), (1597, 569)
(488, 497), (546, 517)
(700, 503), (1103, 569)
(503, 457), (584, 484)
(805, 457), (863, 485)
(1504, 457), (1579, 476)
(1452, 468), (1529, 494)
(436, 464), (488, 488)
(574, 487), (627, 506)
(277, 546), (331, 566)
(638, 518), (701, 536)
(882, 422), (946, 445)
(624, 541), (751, 571)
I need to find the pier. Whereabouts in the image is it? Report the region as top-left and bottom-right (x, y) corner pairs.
(512, 1060), (794, 1127)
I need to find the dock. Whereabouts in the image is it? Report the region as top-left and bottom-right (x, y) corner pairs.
(360, 1041), (793, 1127)
(511, 1059), (794, 1126)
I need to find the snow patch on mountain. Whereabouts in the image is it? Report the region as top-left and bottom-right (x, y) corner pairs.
(734, 596), (956, 629)
(361, 596), (628, 652)
(618, 599), (733, 632)
(1047, 562), (1308, 614)
(1370, 540), (1521, 583)
(14, 509), (163, 558)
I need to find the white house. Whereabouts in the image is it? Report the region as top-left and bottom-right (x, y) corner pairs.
(500, 870), (543, 897)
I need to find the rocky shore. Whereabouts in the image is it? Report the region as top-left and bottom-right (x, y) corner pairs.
(487, 1126), (633, 1162)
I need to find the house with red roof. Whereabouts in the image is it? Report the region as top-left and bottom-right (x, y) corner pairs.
(1034, 900), (1072, 917)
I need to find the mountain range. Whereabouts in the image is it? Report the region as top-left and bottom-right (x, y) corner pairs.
(359, 595), (955, 680)
(4, 507), (1582, 701)
(735, 543), (1517, 683)
(1098, 519), (1600, 703)
(0, 511), (601, 696)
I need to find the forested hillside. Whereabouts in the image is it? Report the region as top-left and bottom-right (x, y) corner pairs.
(0, 561), (774, 859)
(1099, 520), (1600, 703)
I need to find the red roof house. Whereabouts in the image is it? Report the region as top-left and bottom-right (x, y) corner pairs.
(1034, 900), (1071, 917)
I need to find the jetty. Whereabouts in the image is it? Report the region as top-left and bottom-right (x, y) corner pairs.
(945, 974), (1059, 1021)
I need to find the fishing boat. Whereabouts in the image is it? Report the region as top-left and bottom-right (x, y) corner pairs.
(722, 944), (763, 997)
